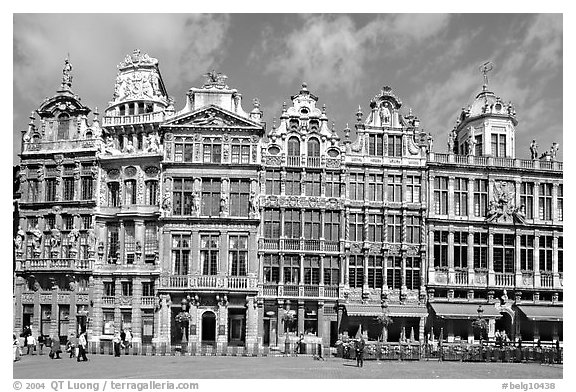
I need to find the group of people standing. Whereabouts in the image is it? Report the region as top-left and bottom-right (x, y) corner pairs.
(13, 326), (88, 362)
(113, 328), (133, 357)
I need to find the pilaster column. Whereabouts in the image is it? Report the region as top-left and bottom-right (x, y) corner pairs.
(467, 232), (475, 283)
(297, 301), (305, 335)
(256, 299), (264, 346)
(534, 233), (540, 288)
(448, 231), (455, 284)
(276, 299), (284, 339)
(132, 277), (142, 343)
(246, 297), (258, 347)
(488, 232), (494, 286)
(552, 235), (560, 288)
(119, 220), (125, 264)
(515, 234), (522, 285)
(114, 279), (122, 328)
(428, 229), (435, 283)
(317, 301), (325, 343)
(447, 177), (455, 218)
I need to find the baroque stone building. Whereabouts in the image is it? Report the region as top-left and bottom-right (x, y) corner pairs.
(13, 51), (562, 351)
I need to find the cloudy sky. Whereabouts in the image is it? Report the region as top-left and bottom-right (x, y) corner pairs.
(13, 13), (563, 164)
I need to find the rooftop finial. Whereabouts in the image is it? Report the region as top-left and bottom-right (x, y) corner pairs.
(61, 55), (73, 90)
(203, 69), (228, 88)
(479, 61), (494, 91)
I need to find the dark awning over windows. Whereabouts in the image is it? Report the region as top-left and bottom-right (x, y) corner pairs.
(517, 305), (563, 322)
(345, 304), (427, 317)
(430, 303), (502, 319)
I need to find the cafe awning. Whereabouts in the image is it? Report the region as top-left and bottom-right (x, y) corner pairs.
(345, 304), (428, 317)
(345, 304), (382, 317)
(430, 303), (502, 320)
(517, 305), (563, 322)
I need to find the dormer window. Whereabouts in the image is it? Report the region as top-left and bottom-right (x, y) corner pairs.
(57, 114), (70, 140)
(289, 119), (299, 131)
(309, 120), (319, 132)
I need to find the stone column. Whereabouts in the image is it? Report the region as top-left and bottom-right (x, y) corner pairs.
(132, 277), (142, 344)
(297, 301), (305, 335)
(89, 277), (103, 342)
(317, 301), (325, 344)
(257, 299), (264, 347)
(245, 296), (258, 348)
(448, 231), (455, 284)
(135, 219), (145, 265)
(156, 294), (171, 345)
(534, 233), (540, 288)
(428, 229), (435, 283)
(217, 301), (228, 353)
(276, 299), (284, 341)
(552, 235), (560, 288)
(419, 316), (426, 342)
(488, 232), (494, 286)
(467, 232), (475, 284)
(447, 177), (455, 219)
(515, 234), (522, 286)
(114, 279), (122, 329)
(119, 220), (125, 264)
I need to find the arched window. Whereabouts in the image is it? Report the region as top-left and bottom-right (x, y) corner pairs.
(57, 114), (70, 140)
(287, 137), (300, 166)
(307, 137), (320, 167)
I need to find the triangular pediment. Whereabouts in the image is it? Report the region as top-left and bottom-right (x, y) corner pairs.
(164, 105), (262, 129)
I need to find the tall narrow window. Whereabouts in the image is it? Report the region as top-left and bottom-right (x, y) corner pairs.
(125, 180), (137, 205)
(107, 224), (119, 264)
(387, 135), (402, 157)
(386, 215), (401, 243)
(81, 177), (93, 200)
(557, 184), (563, 221)
(473, 179), (488, 217)
(474, 135), (483, 156)
(203, 138), (221, 163)
(263, 255), (280, 283)
(406, 216), (421, 243)
(201, 234), (219, 275)
(368, 134), (384, 156)
(307, 138), (320, 167)
(433, 231), (448, 268)
(28, 179), (39, 202)
(122, 281), (133, 297)
(493, 234), (515, 273)
(367, 214), (383, 242)
(323, 256), (340, 286)
(538, 183), (552, 220)
(231, 139), (250, 164)
(349, 173), (365, 200)
(303, 256), (320, 285)
(265, 170), (281, 195)
(201, 178), (221, 216)
(108, 182), (120, 207)
(284, 209), (301, 239)
(387, 174), (402, 202)
(520, 182), (535, 219)
(287, 137), (300, 167)
(229, 179), (250, 217)
(538, 236), (553, 272)
(63, 177), (75, 201)
(349, 213), (364, 242)
(558, 237), (563, 276)
(57, 114), (70, 140)
(172, 234), (190, 275)
(386, 256), (402, 289)
(406, 175), (421, 203)
(305, 172), (321, 196)
(283, 255), (300, 284)
(473, 232), (488, 269)
(325, 172), (340, 197)
(406, 257), (421, 290)
(124, 223), (135, 264)
(145, 180), (158, 205)
(454, 178), (468, 216)
(264, 209), (280, 238)
(367, 255), (384, 288)
(433, 177), (448, 214)
(79, 232), (89, 260)
(520, 235), (534, 271)
(45, 178), (57, 202)
(144, 223), (158, 264)
(348, 255), (364, 288)
(142, 282), (155, 297)
(368, 173), (384, 201)
(229, 235), (248, 276)
(324, 211), (340, 242)
(285, 171), (301, 196)
(172, 178), (194, 216)
(453, 231), (468, 269)
(304, 211), (321, 239)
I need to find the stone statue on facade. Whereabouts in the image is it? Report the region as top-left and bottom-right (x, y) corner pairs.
(50, 228), (61, 251)
(31, 224), (42, 252)
(530, 140), (538, 160)
(162, 192), (172, 212)
(550, 142), (559, 160)
(447, 131), (455, 153)
(62, 58), (73, 88)
(220, 194), (229, 215)
(88, 229), (96, 252)
(191, 191), (200, 214)
(427, 133), (433, 153)
(467, 135), (476, 156)
(104, 136), (119, 155)
(146, 134), (161, 153)
(124, 140), (135, 154)
(249, 191), (260, 215)
(14, 226), (25, 252)
(67, 229), (80, 249)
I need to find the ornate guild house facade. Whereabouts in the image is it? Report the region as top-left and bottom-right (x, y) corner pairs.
(13, 51), (562, 352)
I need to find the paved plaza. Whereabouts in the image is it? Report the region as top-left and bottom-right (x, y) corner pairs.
(13, 354), (562, 379)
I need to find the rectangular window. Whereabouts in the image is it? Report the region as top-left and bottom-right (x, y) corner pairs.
(108, 182), (120, 207)
(474, 135), (483, 156)
(368, 134), (384, 156)
(304, 210), (321, 239)
(406, 216), (421, 243)
(387, 174), (402, 202)
(63, 177), (75, 201)
(265, 170), (281, 195)
(124, 222), (135, 264)
(349, 172), (365, 200)
(81, 177), (93, 200)
(144, 223), (158, 264)
(229, 179), (250, 217)
(146, 180), (158, 205)
(264, 209), (280, 238)
(284, 209), (301, 238)
(81, 215), (92, 230)
(349, 213), (364, 242)
(493, 234), (515, 273)
(45, 178), (57, 202)
(348, 255), (364, 288)
(538, 235), (553, 272)
(368, 173), (384, 201)
(433, 231), (449, 268)
(201, 178), (221, 216)
(203, 139), (221, 163)
(386, 215), (401, 243)
(303, 256), (320, 285)
(454, 178), (468, 216)
(122, 281), (133, 297)
(142, 282), (155, 297)
(107, 224), (119, 264)
(324, 211), (340, 242)
(63, 215), (74, 231)
(174, 138), (194, 162)
(323, 256), (340, 286)
(305, 172), (321, 196)
(406, 257), (421, 290)
(520, 182), (534, 219)
(473, 179), (488, 217)
(125, 180), (137, 205)
(434, 177), (448, 214)
(406, 175), (421, 203)
(325, 172), (340, 198)
(285, 171), (301, 196)
(263, 254), (280, 283)
(386, 256), (402, 289)
(172, 234), (190, 275)
(172, 178), (194, 216)
(520, 235), (534, 271)
(79, 232), (89, 260)
(453, 231), (468, 269)
(473, 232), (488, 269)
(557, 184), (563, 221)
(491, 133), (506, 157)
(538, 183), (552, 220)
(201, 234), (219, 275)
(283, 255), (300, 284)
(558, 237), (563, 274)
(229, 235), (248, 276)
(231, 139), (251, 164)
(367, 214), (383, 242)
(45, 215), (56, 231)
(367, 255), (384, 289)
(104, 282), (115, 297)
(387, 135), (402, 157)
(28, 179), (39, 202)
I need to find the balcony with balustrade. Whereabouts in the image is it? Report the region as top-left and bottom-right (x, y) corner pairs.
(19, 258), (94, 272)
(428, 153), (562, 171)
(102, 111), (165, 127)
(259, 238), (341, 253)
(22, 138), (101, 154)
(261, 283), (340, 299)
(158, 274), (258, 292)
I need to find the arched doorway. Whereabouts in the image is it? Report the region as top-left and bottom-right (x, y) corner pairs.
(201, 311), (216, 343)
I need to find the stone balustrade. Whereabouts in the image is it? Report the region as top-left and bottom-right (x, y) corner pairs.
(429, 153), (562, 171)
(21, 258), (93, 271)
(159, 275), (258, 291)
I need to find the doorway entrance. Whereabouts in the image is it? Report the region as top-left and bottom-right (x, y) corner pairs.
(201, 311), (216, 343)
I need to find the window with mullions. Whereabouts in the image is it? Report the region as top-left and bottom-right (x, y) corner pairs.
(201, 234), (219, 275)
(557, 184), (563, 221)
(28, 179), (39, 202)
(203, 138), (222, 163)
(174, 138), (194, 162)
(265, 170), (281, 195)
(125, 180), (137, 205)
(387, 174), (402, 202)
(81, 177), (93, 200)
(349, 172), (365, 200)
(387, 215), (401, 243)
(284, 209), (301, 238)
(406, 216), (421, 244)
(520, 235), (534, 271)
(520, 182), (534, 219)
(491, 133), (506, 157)
(145, 180), (158, 205)
(368, 173), (384, 201)
(434, 177), (448, 214)
(45, 215), (56, 231)
(63, 177), (75, 201)
(57, 114), (70, 140)
(172, 235), (190, 275)
(263, 254), (280, 283)
(229, 179), (250, 217)
(107, 224), (119, 264)
(453, 231), (468, 269)
(367, 214), (383, 242)
(79, 233), (89, 260)
(474, 135), (483, 156)
(305, 172), (321, 196)
(303, 256), (320, 285)
(539, 236), (553, 272)
(406, 257), (421, 290)
(285, 171), (301, 196)
(63, 215), (74, 231)
(287, 137), (300, 166)
(142, 281), (155, 297)
(323, 256), (340, 286)
(144, 223), (158, 263)
(325, 172), (341, 197)
(367, 255), (384, 289)
(304, 211), (321, 239)
(406, 175), (421, 203)
(264, 209), (280, 238)
(108, 182), (120, 207)
(124, 223), (135, 264)
(229, 235), (248, 276)
(172, 178), (194, 215)
(81, 215), (92, 230)
(368, 134), (384, 156)
(473, 232), (488, 269)
(231, 138), (250, 164)
(201, 178), (221, 216)
(307, 138), (320, 166)
(349, 213), (364, 242)
(493, 234), (515, 273)
(433, 231), (449, 268)
(558, 237), (563, 275)
(324, 211), (340, 242)
(348, 255), (364, 288)
(538, 183), (552, 220)
(104, 281), (115, 297)
(387, 135), (402, 157)
(45, 178), (57, 202)
(283, 255), (300, 284)
(386, 256), (402, 289)
(473, 179), (488, 217)
(122, 281), (133, 297)
(454, 178), (468, 216)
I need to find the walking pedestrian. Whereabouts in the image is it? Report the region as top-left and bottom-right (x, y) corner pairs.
(355, 336), (365, 368)
(38, 335), (45, 355)
(27, 334), (36, 355)
(77, 332), (88, 362)
(126, 329), (133, 348)
(13, 334), (22, 361)
(66, 334), (77, 358)
(49, 336), (62, 359)
(113, 331), (122, 357)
